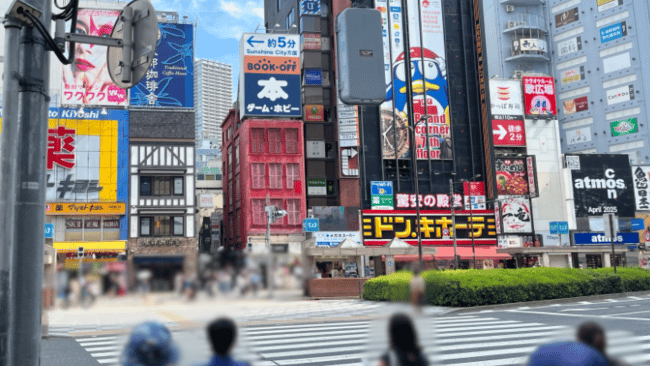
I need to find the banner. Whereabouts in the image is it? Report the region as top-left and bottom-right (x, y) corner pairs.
(46, 202), (126, 215)
(130, 23), (194, 108)
(600, 21), (627, 43)
(376, 0), (451, 160)
(62, 9), (126, 106)
(489, 80), (523, 117)
(610, 117), (638, 137)
(563, 96), (589, 115)
(632, 166), (650, 211)
(500, 197), (533, 233)
(395, 193), (463, 209)
(522, 76), (557, 117)
(606, 84), (635, 105)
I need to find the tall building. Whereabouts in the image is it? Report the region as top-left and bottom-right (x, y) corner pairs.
(194, 59), (233, 148)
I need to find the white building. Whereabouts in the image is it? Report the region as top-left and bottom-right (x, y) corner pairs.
(194, 59), (233, 148)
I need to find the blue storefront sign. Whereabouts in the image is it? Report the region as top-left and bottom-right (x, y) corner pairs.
(549, 222), (558, 234)
(558, 221), (569, 234)
(304, 69), (322, 85)
(130, 23), (194, 108)
(303, 218), (319, 232)
(44, 223), (54, 238)
(300, 0), (320, 15)
(600, 21), (627, 43)
(243, 74), (302, 117)
(574, 232), (639, 245)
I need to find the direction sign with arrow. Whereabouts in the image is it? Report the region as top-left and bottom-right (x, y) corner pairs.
(247, 35), (264, 47)
(492, 119), (526, 147)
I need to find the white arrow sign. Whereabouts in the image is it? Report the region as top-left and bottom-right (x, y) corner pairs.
(493, 124), (507, 140)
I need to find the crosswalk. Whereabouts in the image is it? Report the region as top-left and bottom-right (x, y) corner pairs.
(73, 314), (650, 365)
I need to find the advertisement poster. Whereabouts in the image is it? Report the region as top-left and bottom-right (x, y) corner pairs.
(394, 193), (463, 209)
(500, 197), (533, 233)
(305, 104), (324, 121)
(371, 181), (394, 209)
(489, 80), (523, 117)
(130, 23), (194, 108)
(522, 76), (557, 117)
(569, 154), (635, 217)
(304, 69), (322, 85)
(611, 117), (638, 137)
(239, 33), (301, 118)
(600, 21), (627, 43)
(300, 0), (320, 15)
(561, 66), (585, 85)
(376, 0), (452, 160)
(598, 0), (623, 12)
(632, 166), (650, 211)
(606, 84), (635, 105)
(62, 9), (126, 106)
(302, 33), (321, 50)
(557, 36), (582, 57)
(492, 119), (526, 146)
(513, 38), (547, 53)
(555, 8), (579, 27)
(566, 126), (592, 145)
(526, 156), (539, 198)
(495, 158), (529, 196)
(563, 96), (589, 115)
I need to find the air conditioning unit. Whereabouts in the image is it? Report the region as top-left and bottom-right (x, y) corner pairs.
(513, 70), (523, 79)
(505, 5), (515, 12)
(507, 21), (516, 28)
(517, 21), (525, 26)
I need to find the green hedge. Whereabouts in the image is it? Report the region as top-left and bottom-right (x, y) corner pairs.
(362, 267), (650, 307)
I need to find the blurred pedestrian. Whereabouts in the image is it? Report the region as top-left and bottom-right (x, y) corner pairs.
(203, 317), (250, 366)
(527, 341), (609, 365)
(409, 269), (426, 313)
(377, 313), (428, 366)
(121, 321), (179, 366)
(577, 322), (630, 366)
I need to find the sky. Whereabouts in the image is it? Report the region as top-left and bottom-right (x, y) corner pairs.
(150, 0), (266, 102)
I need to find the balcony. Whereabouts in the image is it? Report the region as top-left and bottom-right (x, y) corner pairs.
(503, 14), (547, 34)
(500, 0), (544, 5)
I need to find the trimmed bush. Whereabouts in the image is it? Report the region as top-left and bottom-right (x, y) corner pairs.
(362, 267), (650, 307)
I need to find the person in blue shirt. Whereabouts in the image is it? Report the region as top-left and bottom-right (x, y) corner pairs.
(527, 341), (610, 366)
(203, 317), (250, 366)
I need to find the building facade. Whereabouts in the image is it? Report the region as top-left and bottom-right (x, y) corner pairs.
(194, 59), (233, 148)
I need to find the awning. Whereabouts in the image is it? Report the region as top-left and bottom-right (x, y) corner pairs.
(392, 246), (511, 262)
(54, 241), (126, 253)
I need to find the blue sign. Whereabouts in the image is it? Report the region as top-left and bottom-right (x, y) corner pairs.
(631, 218), (644, 231)
(130, 23), (194, 108)
(44, 223), (54, 238)
(371, 181), (393, 195)
(300, 0), (320, 15)
(574, 232), (639, 245)
(304, 69), (322, 85)
(558, 221), (569, 235)
(303, 218), (319, 232)
(600, 21), (627, 43)
(243, 74), (302, 117)
(390, 6), (401, 12)
(549, 222), (558, 235)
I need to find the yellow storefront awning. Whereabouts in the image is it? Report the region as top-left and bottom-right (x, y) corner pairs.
(54, 241), (126, 253)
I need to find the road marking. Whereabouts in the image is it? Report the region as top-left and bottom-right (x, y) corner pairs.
(559, 307), (610, 312)
(442, 357), (527, 366)
(508, 308), (650, 322)
(97, 358), (119, 364)
(436, 322), (539, 333)
(578, 301), (593, 305)
(243, 321), (369, 332)
(430, 346), (537, 361)
(606, 309), (650, 316)
(243, 324), (369, 335)
(434, 330), (571, 344)
(434, 325), (566, 338)
(604, 299), (619, 302)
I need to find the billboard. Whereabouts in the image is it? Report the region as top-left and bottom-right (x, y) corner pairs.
(598, 0), (623, 12)
(239, 33), (301, 118)
(610, 117), (638, 137)
(600, 21), (627, 43)
(561, 66), (585, 85)
(555, 8), (579, 28)
(130, 23), (194, 108)
(568, 154), (635, 217)
(522, 76), (557, 117)
(371, 181), (394, 209)
(489, 80), (523, 117)
(632, 166), (650, 211)
(495, 157), (529, 196)
(500, 197), (533, 233)
(566, 126), (592, 145)
(62, 9), (126, 106)
(395, 192), (463, 210)
(376, 0), (452, 160)
(563, 96), (589, 115)
(492, 119), (526, 146)
(606, 84), (635, 105)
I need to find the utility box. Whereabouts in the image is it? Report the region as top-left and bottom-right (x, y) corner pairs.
(335, 8), (386, 105)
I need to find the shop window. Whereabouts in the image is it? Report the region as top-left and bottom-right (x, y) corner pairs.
(269, 128), (281, 154)
(140, 217), (151, 236)
(140, 176), (184, 196)
(197, 174), (205, 180)
(286, 128), (299, 154)
(287, 199), (300, 226)
(286, 163), (300, 190)
(269, 163), (283, 189)
(140, 216), (184, 237)
(64, 217), (120, 241)
(251, 128), (264, 154)
(140, 176), (152, 196)
(252, 199), (265, 225)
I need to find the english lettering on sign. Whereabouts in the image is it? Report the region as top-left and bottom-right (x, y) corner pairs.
(574, 168), (625, 199)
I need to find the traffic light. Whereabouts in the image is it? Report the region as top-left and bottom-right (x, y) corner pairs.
(266, 205), (287, 224)
(77, 246), (84, 258)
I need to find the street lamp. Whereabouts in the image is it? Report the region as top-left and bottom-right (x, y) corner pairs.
(461, 174), (482, 269)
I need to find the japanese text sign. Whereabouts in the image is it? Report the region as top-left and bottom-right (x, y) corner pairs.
(598, 0), (623, 12)
(522, 76), (557, 117)
(492, 120), (526, 147)
(500, 197), (533, 233)
(46, 202), (126, 215)
(555, 8), (579, 27)
(239, 33), (301, 118)
(489, 80), (523, 117)
(130, 23), (194, 108)
(600, 21), (627, 43)
(394, 193), (463, 210)
(632, 166), (650, 211)
(495, 157), (529, 196)
(371, 181), (394, 210)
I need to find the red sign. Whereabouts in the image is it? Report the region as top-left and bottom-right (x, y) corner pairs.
(47, 126), (76, 169)
(492, 120), (526, 146)
(495, 157), (529, 196)
(522, 76), (557, 117)
(305, 104), (324, 121)
(463, 181), (485, 196)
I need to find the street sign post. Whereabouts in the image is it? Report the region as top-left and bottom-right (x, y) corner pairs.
(558, 222), (569, 234)
(303, 218), (319, 232)
(604, 213), (618, 273)
(44, 223), (54, 239)
(549, 222), (558, 235)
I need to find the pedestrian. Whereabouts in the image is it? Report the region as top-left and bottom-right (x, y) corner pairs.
(577, 322), (630, 366)
(203, 317), (250, 366)
(121, 321), (179, 366)
(377, 313), (428, 366)
(409, 269), (426, 313)
(527, 341), (609, 365)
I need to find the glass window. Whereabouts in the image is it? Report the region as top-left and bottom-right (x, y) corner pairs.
(269, 163), (283, 189)
(251, 163), (265, 189)
(285, 128), (299, 154)
(173, 217), (184, 236)
(197, 174), (205, 180)
(269, 129), (282, 154)
(287, 199), (301, 225)
(252, 199), (265, 225)
(140, 176), (152, 196)
(173, 177), (184, 195)
(140, 217), (151, 236)
(205, 175), (215, 180)
(286, 163), (300, 190)
(251, 128), (264, 154)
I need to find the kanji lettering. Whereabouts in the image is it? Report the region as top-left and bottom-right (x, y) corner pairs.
(47, 126), (76, 169)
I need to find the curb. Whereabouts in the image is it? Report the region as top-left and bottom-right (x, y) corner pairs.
(442, 290), (650, 314)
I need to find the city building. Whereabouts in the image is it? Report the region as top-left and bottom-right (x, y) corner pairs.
(194, 59), (233, 148)
(196, 146), (223, 252)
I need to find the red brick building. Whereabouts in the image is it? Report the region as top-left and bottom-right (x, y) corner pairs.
(221, 110), (307, 251)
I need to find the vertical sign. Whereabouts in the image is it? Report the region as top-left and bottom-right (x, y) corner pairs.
(526, 155), (539, 198)
(522, 76), (557, 117)
(371, 181), (394, 209)
(376, 0), (451, 160)
(632, 166), (650, 211)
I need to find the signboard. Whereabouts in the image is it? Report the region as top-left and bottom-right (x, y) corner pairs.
(498, 236), (522, 249)
(305, 104), (324, 121)
(526, 155), (539, 198)
(500, 197), (533, 233)
(569, 154), (635, 217)
(395, 193), (463, 210)
(566, 126), (592, 145)
(302, 33), (321, 50)
(300, 0), (321, 15)
(632, 166), (650, 210)
(557, 36), (582, 57)
(603, 52), (631, 74)
(606, 84), (635, 105)
(306, 141), (325, 158)
(600, 21), (627, 43)
(315, 231), (361, 247)
(574, 232), (639, 245)
(307, 178), (327, 196)
(371, 181), (394, 210)
(496, 157), (529, 196)
(377, 0), (452, 161)
(562, 66), (585, 85)
(513, 38), (547, 53)
(489, 80), (523, 117)
(340, 147), (359, 177)
(522, 76), (557, 117)
(239, 33), (301, 118)
(199, 194), (214, 208)
(61, 9), (126, 106)
(44, 223), (54, 238)
(303, 218), (319, 232)
(463, 181), (487, 210)
(304, 69), (322, 85)
(337, 99), (360, 147)
(558, 221), (569, 234)
(611, 117), (638, 137)
(46, 202), (126, 215)
(361, 210), (497, 245)
(549, 222), (558, 234)
(598, 0), (623, 12)
(555, 8), (579, 28)
(563, 96), (589, 115)
(492, 120), (526, 146)
(130, 23), (194, 108)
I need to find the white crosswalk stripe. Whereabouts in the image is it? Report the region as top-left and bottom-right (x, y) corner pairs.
(73, 314), (650, 366)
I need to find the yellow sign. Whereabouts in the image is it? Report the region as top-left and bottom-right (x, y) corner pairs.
(46, 202), (126, 215)
(54, 241), (126, 253)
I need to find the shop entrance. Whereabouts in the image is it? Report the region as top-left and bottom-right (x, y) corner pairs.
(133, 256), (184, 292)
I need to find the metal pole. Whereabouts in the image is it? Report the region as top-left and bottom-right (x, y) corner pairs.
(0, 16), (23, 366)
(12, 0), (51, 361)
(470, 186), (476, 269)
(266, 208), (273, 297)
(450, 179), (458, 270)
(609, 214), (617, 273)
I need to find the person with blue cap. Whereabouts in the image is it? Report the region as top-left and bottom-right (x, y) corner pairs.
(527, 340), (610, 366)
(121, 321), (179, 366)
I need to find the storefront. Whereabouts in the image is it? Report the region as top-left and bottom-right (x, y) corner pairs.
(127, 237), (197, 291)
(498, 246), (631, 269)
